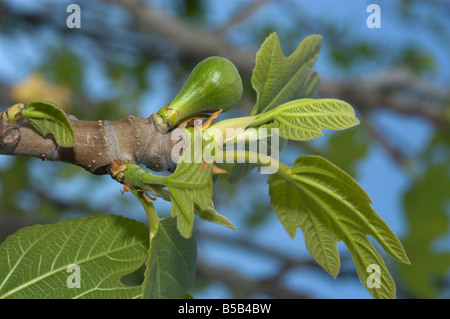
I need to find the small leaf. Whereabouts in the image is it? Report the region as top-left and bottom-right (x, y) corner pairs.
(195, 203), (236, 230)
(168, 187), (196, 238)
(228, 33), (321, 184)
(0, 215), (148, 299)
(1, 103), (25, 123)
(22, 100), (75, 147)
(142, 217), (197, 299)
(254, 98), (360, 141)
(165, 138), (214, 238)
(251, 33), (322, 115)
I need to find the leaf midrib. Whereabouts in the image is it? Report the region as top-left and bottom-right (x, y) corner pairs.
(293, 174), (382, 242)
(277, 171), (395, 298)
(277, 111), (357, 119)
(290, 181), (339, 276)
(293, 172), (408, 264)
(291, 165), (372, 202)
(0, 238), (145, 299)
(290, 178), (375, 272)
(292, 178), (396, 298)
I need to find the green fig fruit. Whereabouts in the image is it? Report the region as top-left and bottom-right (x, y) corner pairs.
(155, 56), (243, 130)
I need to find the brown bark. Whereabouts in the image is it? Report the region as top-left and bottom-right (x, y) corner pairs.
(0, 114), (181, 175)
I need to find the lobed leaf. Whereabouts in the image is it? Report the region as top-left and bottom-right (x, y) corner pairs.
(268, 155), (410, 299)
(269, 173), (340, 277)
(291, 156), (409, 263)
(251, 33), (322, 115)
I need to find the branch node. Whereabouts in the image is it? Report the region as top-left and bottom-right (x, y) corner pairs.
(0, 125), (21, 149)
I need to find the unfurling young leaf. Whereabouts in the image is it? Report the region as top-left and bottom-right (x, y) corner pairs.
(252, 98), (360, 141)
(268, 156), (410, 299)
(165, 131), (214, 238)
(228, 33), (322, 183)
(22, 100), (75, 147)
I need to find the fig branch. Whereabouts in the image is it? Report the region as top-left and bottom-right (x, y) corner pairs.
(0, 56), (243, 177)
(0, 113), (181, 175)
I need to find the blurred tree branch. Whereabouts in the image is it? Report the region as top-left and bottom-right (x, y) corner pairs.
(105, 0), (450, 128)
(196, 260), (310, 299)
(320, 68), (450, 127)
(214, 0), (274, 36)
(194, 229), (360, 298)
(2, 1), (448, 128)
(104, 0), (256, 70)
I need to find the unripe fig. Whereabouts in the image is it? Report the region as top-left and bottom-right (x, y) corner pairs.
(156, 56), (243, 130)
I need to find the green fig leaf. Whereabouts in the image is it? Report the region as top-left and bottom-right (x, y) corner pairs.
(252, 98), (360, 141)
(142, 217), (197, 299)
(165, 132), (214, 238)
(251, 33), (322, 115)
(228, 33), (322, 184)
(268, 156), (410, 299)
(0, 214), (148, 299)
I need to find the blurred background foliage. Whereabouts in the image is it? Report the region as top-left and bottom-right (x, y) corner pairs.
(0, 0), (449, 298)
